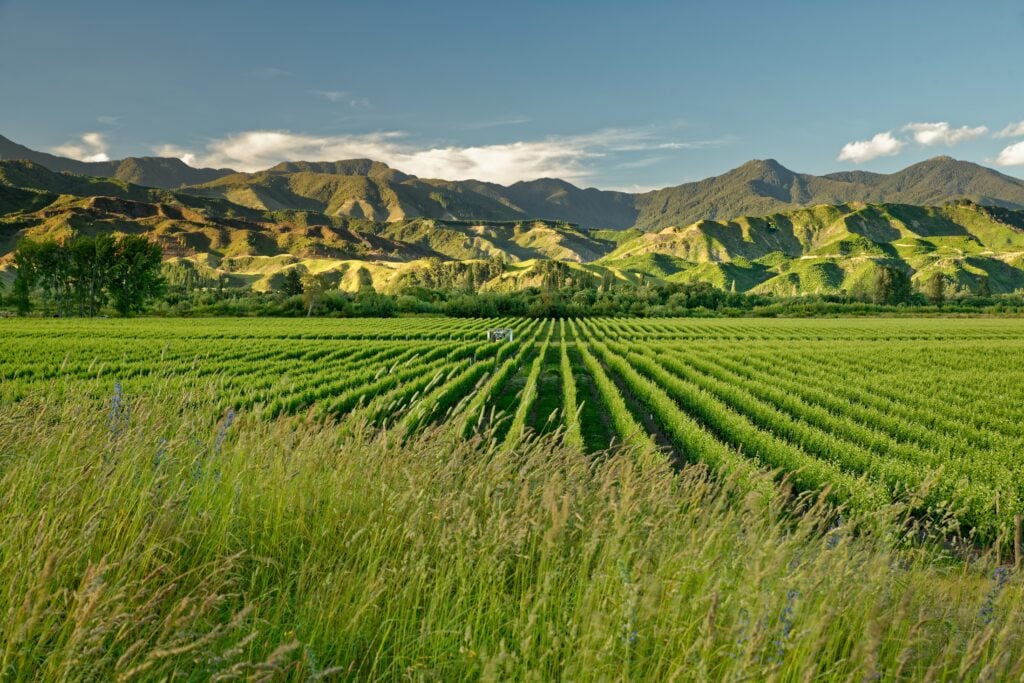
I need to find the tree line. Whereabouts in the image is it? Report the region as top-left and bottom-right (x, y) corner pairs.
(2, 244), (1011, 318)
(11, 234), (165, 316)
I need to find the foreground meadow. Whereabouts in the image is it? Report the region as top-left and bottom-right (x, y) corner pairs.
(1, 317), (1023, 679)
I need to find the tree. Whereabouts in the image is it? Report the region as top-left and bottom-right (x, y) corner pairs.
(68, 233), (116, 316)
(923, 272), (945, 305)
(355, 289), (396, 317)
(11, 233), (162, 317)
(281, 268), (304, 296)
(301, 273), (327, 316)
(108, 235), (165, 316)
(68, 236), (95, 317)
(33, 240), (68, 316)
(872, 265), (913, 305)
(12, 239), (41, 315)
(91, 233), (117, 315)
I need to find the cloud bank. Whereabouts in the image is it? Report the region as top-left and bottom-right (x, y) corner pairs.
(837, 132), (905, 163)
(152, 144), (198, 168)
(838, 120), (993, 164)
(902, 122), (988, 146)
(155, 128), (730, 184)
(996, 121), (1024, 138)
(996, 141), (1024, 166)
(51, 132), (110, 163)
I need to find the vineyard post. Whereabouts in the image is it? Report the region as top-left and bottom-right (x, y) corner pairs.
(1015, 514), (1022, 571)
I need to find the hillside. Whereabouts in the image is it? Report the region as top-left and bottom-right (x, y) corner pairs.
(0, 134), (235, 188)
(182, 164), (638, 229)
(5, 156), (1024, 297)
(0, 160), (628, 292)
(602, 201), (1024, 295)
(7, 134), (1024, 232)
(631, 157), (1024, 230)
(180, 156), (1024, 232)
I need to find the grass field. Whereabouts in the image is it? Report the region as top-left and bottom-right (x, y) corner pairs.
(2, 317), (1024, 679)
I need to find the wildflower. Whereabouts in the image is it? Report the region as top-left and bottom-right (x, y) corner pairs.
(732, 607), (751, 658)
(107, 381), (126, 436)
(214, 407), (236, 454)
(979, 566), (1010, 625)
(771, 589), (799, 664)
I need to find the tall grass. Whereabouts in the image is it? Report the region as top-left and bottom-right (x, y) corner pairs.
(0, 381), (1022, 681)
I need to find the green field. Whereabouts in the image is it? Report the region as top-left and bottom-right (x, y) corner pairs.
(4, 317), (1024, 539)
(2, 317), (1024, 679)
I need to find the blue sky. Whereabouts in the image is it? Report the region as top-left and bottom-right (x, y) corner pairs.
(1, 0), (1023, 189)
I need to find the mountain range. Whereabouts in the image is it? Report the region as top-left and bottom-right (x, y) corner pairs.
(4, 133), (1024, 297)
(5, 134), (1024, 230)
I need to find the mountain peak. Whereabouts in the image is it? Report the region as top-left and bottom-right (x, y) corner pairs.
(512, 177), (578, 190)
(266, 158), (399, 178)
(738, 158), (786, 169)
(733, 158), (795, 178)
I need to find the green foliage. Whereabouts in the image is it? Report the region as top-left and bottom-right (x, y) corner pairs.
(300, 272), (327, 316)
(6, 319), (1024, 679)
(558, 322), (584, 450)
(12, 233), (163, 316)
(923, 272), (946, 304)
(5, 369), (1024, 679)
(872, 264), (914, 305)
(280, 267), (305, 296)
(108, 235), (165, 316)
(9, 153), (1024, 304)
(1, 313), (1024, 613)
(504, 320), (553, 445)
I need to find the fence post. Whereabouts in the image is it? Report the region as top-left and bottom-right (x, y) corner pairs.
(1015, 514), (1022, 572)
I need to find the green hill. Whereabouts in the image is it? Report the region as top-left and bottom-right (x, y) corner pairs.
(9, 133), (1024, 233)
(182, 165), (639, 229)
(631, 157), (1024, 230)
(602, 200), (1024, 295)
(5, 156), (1024, 298)
(0, 161), (622, 291)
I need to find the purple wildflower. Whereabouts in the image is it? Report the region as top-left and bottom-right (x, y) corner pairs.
(214, 407), (236, 454)
(979, 567), (1010, 625)
(107, 381), (126, 436)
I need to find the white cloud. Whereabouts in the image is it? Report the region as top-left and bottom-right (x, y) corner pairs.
(837, 132), (905, 163)
(152, 144), (198, 167)
(995, 121), (1024, 138)
(902, 121), (988, 146)
(156, 127), (731, 184)
(51, 132), (110, 162)
(196, 130), (593, 183)
(995, 141), (1024, 166)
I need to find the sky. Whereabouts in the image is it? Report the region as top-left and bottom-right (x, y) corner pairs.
(1, 0), (1023, 190)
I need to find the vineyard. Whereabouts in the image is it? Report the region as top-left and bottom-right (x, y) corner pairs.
(4, 316), (1024, 542)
